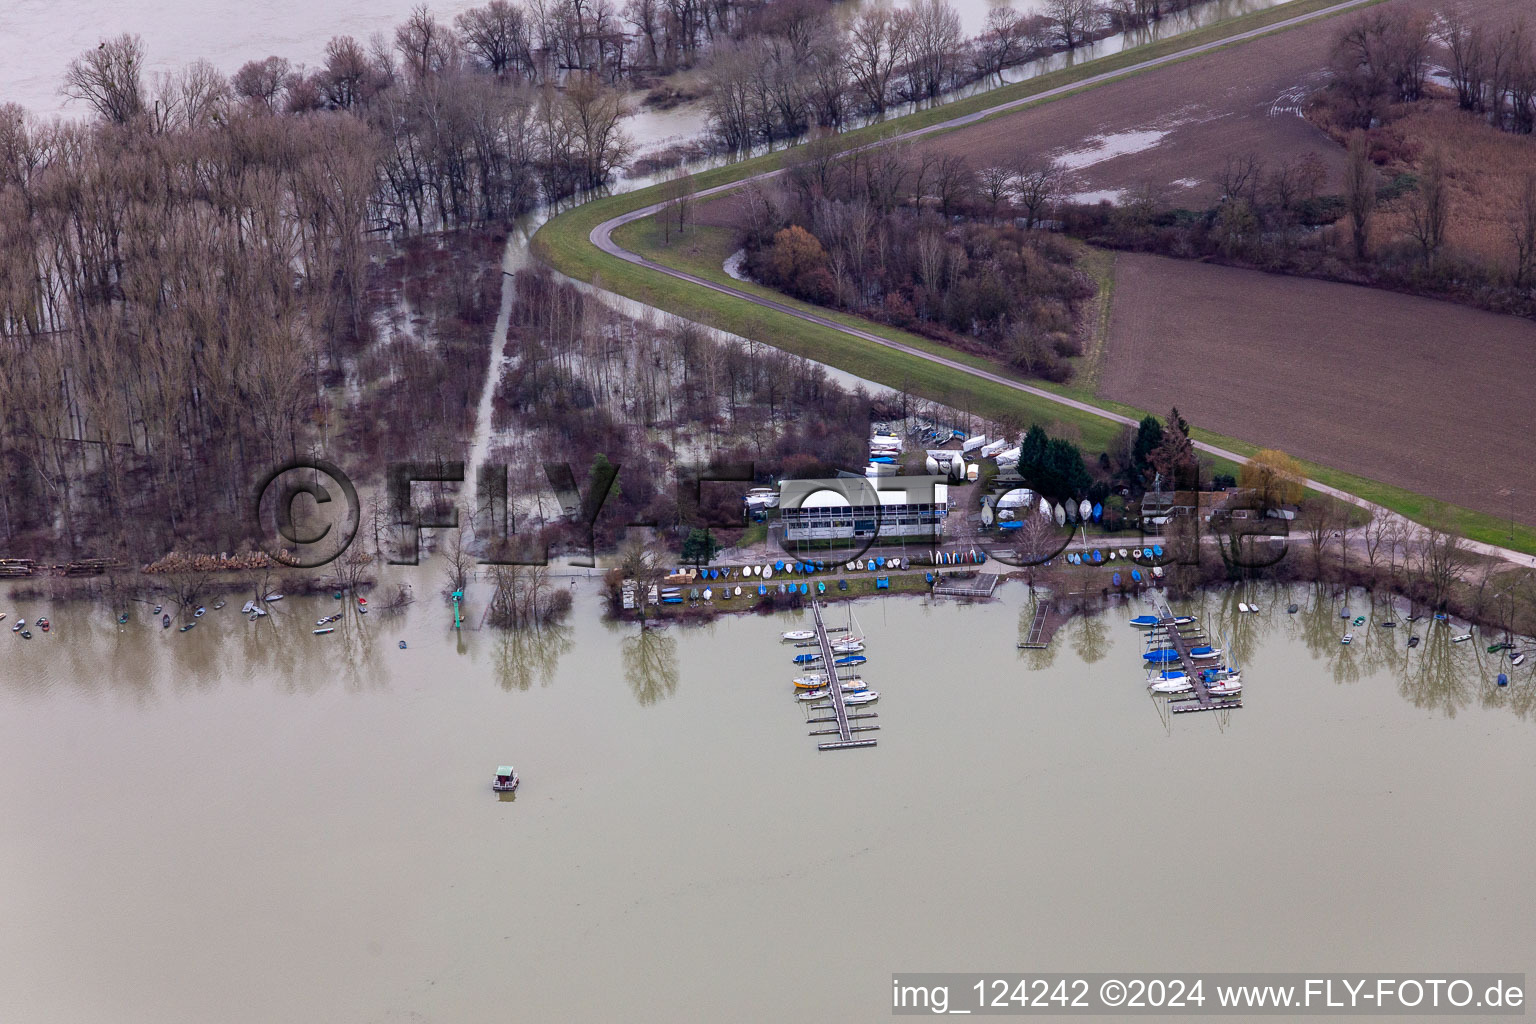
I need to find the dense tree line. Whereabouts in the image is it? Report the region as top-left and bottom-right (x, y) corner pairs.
(734, 141), (1095, 381)
(703, 0), (1215, 148)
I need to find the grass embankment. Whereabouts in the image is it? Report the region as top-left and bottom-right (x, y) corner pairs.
(534, 0), (1536, 556)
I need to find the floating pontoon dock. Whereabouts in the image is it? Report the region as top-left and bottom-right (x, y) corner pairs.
(1152, 601), (1242, 714)
(806, 601), (878, 750)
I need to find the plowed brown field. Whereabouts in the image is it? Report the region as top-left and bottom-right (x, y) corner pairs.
(1102, 253), (1536, 526)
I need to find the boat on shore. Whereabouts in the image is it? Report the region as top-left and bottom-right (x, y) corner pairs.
(313, 627), (335, 635)
(1341, 633), (1353, 645)
(1452, 633), (1473, 644)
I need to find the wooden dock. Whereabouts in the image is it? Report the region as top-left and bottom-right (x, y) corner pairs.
(933, 573), (998, 599)
(808, 601), (877, 750)
(1018, 599), (1052, 649)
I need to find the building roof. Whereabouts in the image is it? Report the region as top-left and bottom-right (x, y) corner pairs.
(780, 476), (949, 509)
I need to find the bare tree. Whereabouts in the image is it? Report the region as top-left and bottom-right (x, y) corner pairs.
(976, 165), (1014, 223)
(1344, 129), (1375, 261)
(1511, 171), (1536, 289)
(847, 4), (910, 113)
(63, 33), (147, 124)
(395, 4), (459, 81)
(1013, 155), (1064, 228)
(1044, 0), (1102, 50)
(232, 56), (291, 111)
(1410, 514), (1469, 611)
(1403, 147), (1448, 267)
(457, 0), (535, 79)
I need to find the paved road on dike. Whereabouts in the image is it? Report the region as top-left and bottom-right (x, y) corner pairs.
(582, 0), (1536, 568)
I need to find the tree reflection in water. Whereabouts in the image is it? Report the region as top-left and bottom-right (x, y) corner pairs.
(622, 625), (679, 705)
(1069, 612), (1108, 666)
(491, 622), (574, 692)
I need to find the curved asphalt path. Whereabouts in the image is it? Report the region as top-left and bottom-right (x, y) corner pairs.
(583, 0), (1536, 568)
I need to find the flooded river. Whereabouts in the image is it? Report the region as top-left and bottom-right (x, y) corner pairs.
(2, 578), (1532, 1022)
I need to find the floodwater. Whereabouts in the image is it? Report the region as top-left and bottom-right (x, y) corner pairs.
(2, 577), (1533, 1022)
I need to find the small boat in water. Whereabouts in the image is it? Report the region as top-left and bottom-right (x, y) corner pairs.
(795, 682), (868, 700)
(1143, 648), (1180, 664)
(833, 654), (866, 667)
(1149, 675), (1194, 694)
(1206, 676), (1243, 697)
(830, 640), (864, 654)
(1452, 633), (1473, 644)
(1130, 615), (1160, 628)
(1188, 646), (1223, 660)
(842, 691), (879, 706)
(492, 766), (520, 793)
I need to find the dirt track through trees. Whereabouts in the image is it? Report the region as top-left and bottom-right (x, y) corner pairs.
(1102, 253), (1536, 527)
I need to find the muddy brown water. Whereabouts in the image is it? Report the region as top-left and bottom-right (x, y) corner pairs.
(1, 579), (1532, 1022)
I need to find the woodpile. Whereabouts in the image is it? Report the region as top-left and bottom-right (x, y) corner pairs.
(0, 559), (35, 578)
(63, 559), (123, 576)
(141, 551), (275, 574)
